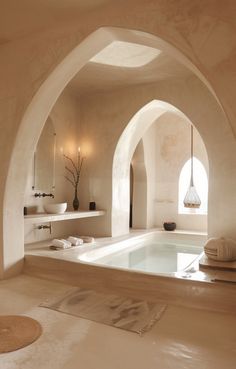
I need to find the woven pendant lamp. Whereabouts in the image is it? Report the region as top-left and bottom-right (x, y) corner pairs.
(183, 125), (201, 208)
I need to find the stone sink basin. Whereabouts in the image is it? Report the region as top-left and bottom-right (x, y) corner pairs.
(43, 202), (67, 214)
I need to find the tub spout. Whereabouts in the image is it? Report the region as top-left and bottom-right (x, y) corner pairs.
(34, 192), (54, 198)
(37, 223), (52, 234)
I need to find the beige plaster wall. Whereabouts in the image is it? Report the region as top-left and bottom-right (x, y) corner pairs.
(24, 90), (85, 244)
(129, 113), (208, 232)
(76, 74), (235, 238)
(142, 124), (157, 229)
(131, 140), (148, 229)
(106, 108), (209, 232)
(152, 113), (208, 231)
(1, 1), (236, 277)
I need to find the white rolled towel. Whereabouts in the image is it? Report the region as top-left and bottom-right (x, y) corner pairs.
(52, 239), (72, 249)
(67, 236), (83, 246)
(79, 235), (95, 243)
(204, 237), (236, 261)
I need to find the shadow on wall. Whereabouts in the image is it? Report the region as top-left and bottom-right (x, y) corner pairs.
(130, 139), (147, 229)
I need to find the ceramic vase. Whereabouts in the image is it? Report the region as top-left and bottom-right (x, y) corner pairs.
(73, 188), (79, 210)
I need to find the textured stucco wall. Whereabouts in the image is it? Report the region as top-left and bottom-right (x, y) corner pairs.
(77, 75), (234, 237)
(1, 1), (236, 276)
(24, 90), (84, 244)
(131, 140), (148, 229)
(128, 113), (208, 232)
(152, 113), (208, 231)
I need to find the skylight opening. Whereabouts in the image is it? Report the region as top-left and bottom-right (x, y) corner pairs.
(90, 41), (162, 68)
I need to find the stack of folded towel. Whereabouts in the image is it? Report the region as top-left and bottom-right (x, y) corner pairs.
(78, 235), (95, 243)
(204, 237), (236, 261)
(50, 236), (84, 250)
(67, 236), (83, 246)
(51, 239), (72, 250)
(50, 235), (95, 250)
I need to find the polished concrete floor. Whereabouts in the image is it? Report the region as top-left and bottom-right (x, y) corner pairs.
(0, 274), (236, 369)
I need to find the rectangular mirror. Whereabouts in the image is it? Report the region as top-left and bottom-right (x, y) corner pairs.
(32, 117), (56, 191)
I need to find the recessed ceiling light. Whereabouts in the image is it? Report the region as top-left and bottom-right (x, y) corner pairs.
(90, 41), (162, 68)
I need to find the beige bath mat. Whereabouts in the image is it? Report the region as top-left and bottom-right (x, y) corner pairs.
(40, 287), (166, 335)
(0, 315), (42, 353)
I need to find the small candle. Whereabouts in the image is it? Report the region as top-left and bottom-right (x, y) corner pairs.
(78, 146), (81, 153)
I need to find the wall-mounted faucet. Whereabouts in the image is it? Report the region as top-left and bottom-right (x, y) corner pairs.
(34, 192), (54, 198)
(37, 223), (52, 234)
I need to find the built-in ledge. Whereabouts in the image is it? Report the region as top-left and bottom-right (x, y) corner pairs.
(24, 210), (106, 224)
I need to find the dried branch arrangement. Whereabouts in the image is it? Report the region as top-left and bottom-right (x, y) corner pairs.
(64, 150), (84, 189)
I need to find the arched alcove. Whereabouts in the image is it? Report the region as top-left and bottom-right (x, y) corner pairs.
(2, 26), (229, 277)
(112, 100), (208, 236)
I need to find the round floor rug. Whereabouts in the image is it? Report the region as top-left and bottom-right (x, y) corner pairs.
(0, 315), (42, 353)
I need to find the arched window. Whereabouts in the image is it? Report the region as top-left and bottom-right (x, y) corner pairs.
(178, 157), (208, 215)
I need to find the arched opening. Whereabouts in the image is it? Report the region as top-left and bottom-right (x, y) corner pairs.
(112, 100), (209, 236)
(2, 26), (228, 277)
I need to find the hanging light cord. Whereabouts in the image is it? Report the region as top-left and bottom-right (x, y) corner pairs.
(190, 125), (193, 186)
(184, 124), (201, 208)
